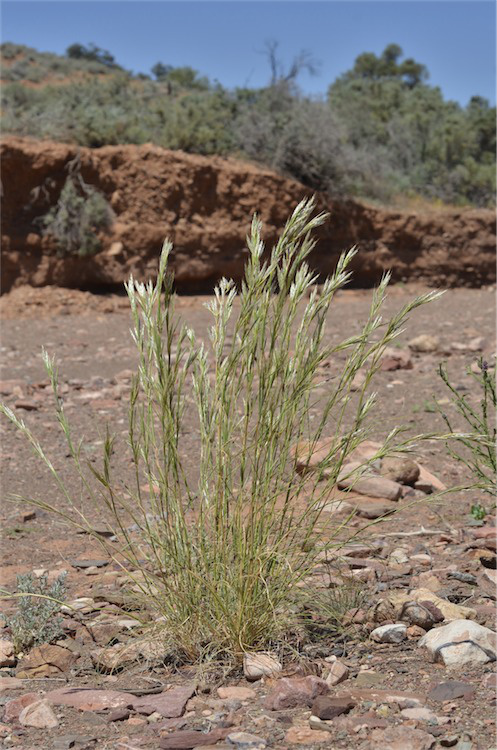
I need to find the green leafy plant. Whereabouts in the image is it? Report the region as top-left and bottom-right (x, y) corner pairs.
(0, 199), (440, 666)
(38, 155), (113, 257)
(5, 571), (67, 653)
(438, 358), (496, 497)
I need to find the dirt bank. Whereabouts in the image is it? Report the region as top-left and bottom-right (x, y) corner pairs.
(1, 136), (495, 293)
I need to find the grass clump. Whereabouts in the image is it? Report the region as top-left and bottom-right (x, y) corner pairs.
(0, 198), (440, 666)
(38, 155), (113, 257)
(5, 571), (67, 653)
(438, 358), (496, 508)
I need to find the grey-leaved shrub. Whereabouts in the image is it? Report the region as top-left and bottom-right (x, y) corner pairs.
(5, 571), (67, 653)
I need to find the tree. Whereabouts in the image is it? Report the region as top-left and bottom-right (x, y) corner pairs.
(66, 43), (118, 68)
(151, 62), (173, 81)
(262, 39), (320, 88)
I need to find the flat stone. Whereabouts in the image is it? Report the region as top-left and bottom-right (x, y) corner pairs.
(401, 707), (438, 724)
(419, 620), (496, 667)
(365, 725), (436, 749)
(371, 623), (407, 643)
(19, 699), (59, 729)
(69, 559), (109, 569)
(264, 676), (329, 710)
(226, 731), (266, 748)
(341, 688), (424, 708)
(47, 687), (132, 711)
(217, 687), (256, 701)
(159, 728), (233, 749)
(0, 676), (23, 692)
(353, 671), (386, 687)
(379, 348), (413, 371)
(131, 685), (195, 717)
(310, 695), (355, 719)
(428, 680), (476, 702)
(338, 475), (403, 501)
(285, 725), (331, 744)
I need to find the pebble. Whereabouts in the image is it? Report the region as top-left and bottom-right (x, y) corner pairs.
(0, 639), (15, 667)
(264, 676), (329, 710)
(226, 732), (266, 749)
(325, 660), (349, 686)
(310, 695), (355, 719)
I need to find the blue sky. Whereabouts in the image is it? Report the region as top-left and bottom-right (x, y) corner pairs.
(2, 1), (496, 106)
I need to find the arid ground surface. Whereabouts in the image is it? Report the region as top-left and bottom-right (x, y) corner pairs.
(0, 283), (496, 750)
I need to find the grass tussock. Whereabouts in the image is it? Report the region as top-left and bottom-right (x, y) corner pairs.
(0, 198), (441, 665)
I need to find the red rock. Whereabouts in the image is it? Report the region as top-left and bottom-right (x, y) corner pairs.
(428, 680), (476, 702)
(158, 727), (233, 749)
(46, 687), (132, 711)
(285, 725), (331, 743)
(4, 692), (38, 722)
(264, 676), (329, 710)
(337, 475), (403, 501)
(365, 725), (435, 749)
(16, 643), (77, 677)
(310, 695), (355, 719)
(339, 688), (424, 708)
(131, 685), (195, 717)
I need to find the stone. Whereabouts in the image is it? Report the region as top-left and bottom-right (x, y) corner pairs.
(380, 348), (413, 371)
(0, 638), (15, 667)
(337, 474), (403, 501)
(400, 707), (438, 724)
(158, 728), (233, 749)
(46, 687), (132, 711)
(310, 695), (355, 719)
(400, 601), (441, 630)
(419, 620), (496, 666)
(354, 671), (386, 687)
(371, 623), (407, 643)
(226, 731), (266, 748)
(16, 643), (77, 677)
(131, 685), (195, 717)
(390, 548), (410, 564)
(408, 334), (440, 353)
(325, 660), (349, 686)
(243, 652), (282, 681)
(428, 680), (476, 702)
(375, 588), (476, 625)
(341, 688), (424, 708)
(285, 725), (331, 744)
(415, 465), (446, 493)
(217, 687), (256, 701)
(0, 676), (23, 692)
(381, 457), (420, 485)
(264, 676), (329, 710)
(19, 699), (59, 729)
(4, 692), (39, 722)
(366, 725), (436, 749)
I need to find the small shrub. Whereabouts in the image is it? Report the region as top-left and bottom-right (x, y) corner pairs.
(438, 358), (496, 497)
(5, 571), (67, 653)
(38, 156), (113, 256)
(0, 199), (440, 665)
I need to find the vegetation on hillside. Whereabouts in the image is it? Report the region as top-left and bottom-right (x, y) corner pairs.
(1, 41), (495, 207)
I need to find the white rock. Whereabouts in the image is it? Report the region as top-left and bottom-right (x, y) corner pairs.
(408, 334), (440, 353)
(390, 548), (409, 565)
(243, 652), (282, 681)
(371, 623), (407, 644)
(19, 699), (59, 729)
(419, 620), (497, 667)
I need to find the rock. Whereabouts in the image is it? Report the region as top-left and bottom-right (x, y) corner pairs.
(19, 699), (59, 729)
(285, 725), (331, 744)
(400, 707), (438, 723)
(371, 623), (407, 643)
(415, 465), (446, 492)
(390, 548), (410, 564)
(310, 695), (355, 719)
(354, 671), (386, 687)
(400, 601), (442, 630)
(16, 643), (77, 677)
(365, 725), (436, 749)
(408, 334), (440, 353)
(428, 680), (476, 702)
(325, 660), (349, 686)
(0, 638), (15, 667)
(243, 652), (282, 681)
(14, 398), (39, 410)
(341, 688), (424, 708)
(226, 731), (266, 748)
(0, 676), (23, 692)
(4, 692), (39, 722)
(291, 438), (336, 474)
(337, 474), (403, 501)
(481, 671), (497, 689)
(158, 728), (233, 749)
(419, 620), (496, 666)
(131, 686), (195, 717)
(264, 676), (329, 710)
(374, 588), (476, 625)
(217, 687), (256, 701)
(380, 348), (413, 371)
(381, 456), (420, 485)
(46, 687), (132, 711)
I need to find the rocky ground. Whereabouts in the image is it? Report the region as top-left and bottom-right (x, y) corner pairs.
(0, 283), (496, 750)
